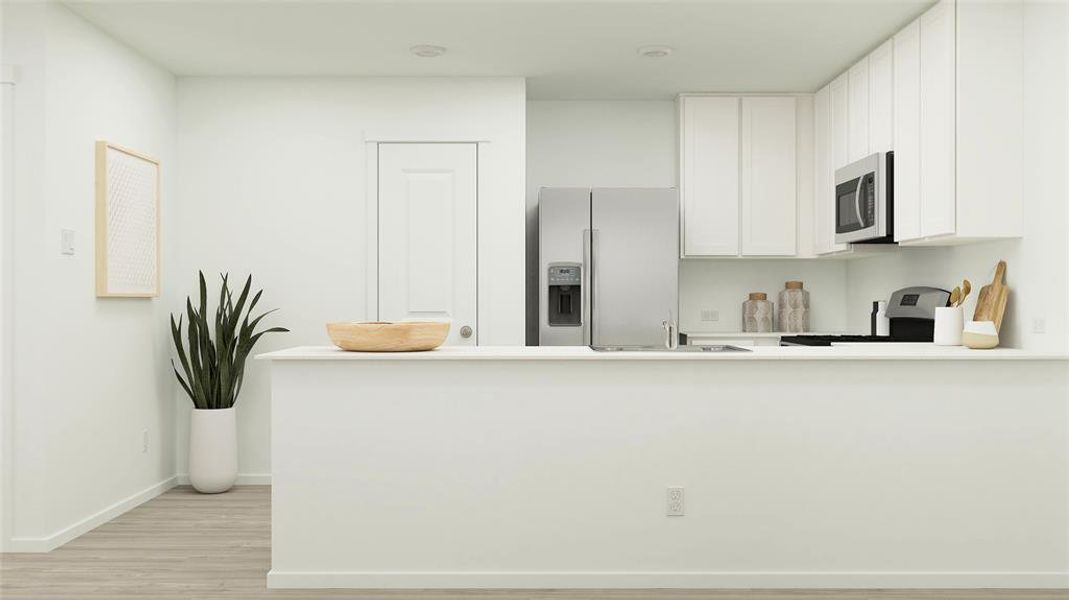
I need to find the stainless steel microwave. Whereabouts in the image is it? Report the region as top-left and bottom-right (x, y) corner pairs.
(834, 152), (894, 244)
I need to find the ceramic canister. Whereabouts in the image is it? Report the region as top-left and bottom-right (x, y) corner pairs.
(777, 281), (810, 333)
(743, 292), (774, 333)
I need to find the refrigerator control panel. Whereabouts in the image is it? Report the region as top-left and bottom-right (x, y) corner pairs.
(547, 264), (581, 285)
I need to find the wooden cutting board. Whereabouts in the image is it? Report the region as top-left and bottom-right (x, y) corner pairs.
(973, 260), (1009, 331)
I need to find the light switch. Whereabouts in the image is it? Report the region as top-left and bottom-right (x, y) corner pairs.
(61, 229), (75, 255)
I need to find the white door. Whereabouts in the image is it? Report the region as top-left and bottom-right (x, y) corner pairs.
(378, 143), (478, 345)
(680, 96), (740, 256)
(919, 0), (956, 238)
(740, 96), (796, 256)
(893, 19), (922, 241)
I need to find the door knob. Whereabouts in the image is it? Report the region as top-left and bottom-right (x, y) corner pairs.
(460, 325), (473, 339)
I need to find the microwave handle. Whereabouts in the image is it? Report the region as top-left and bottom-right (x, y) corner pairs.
(854, 177), (866, 228)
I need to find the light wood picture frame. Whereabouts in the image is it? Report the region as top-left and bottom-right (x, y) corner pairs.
(95, 141), (161, 298)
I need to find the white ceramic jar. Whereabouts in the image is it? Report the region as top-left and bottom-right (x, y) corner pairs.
(189, 407), (238, 494)
(933, 305), (965, 346)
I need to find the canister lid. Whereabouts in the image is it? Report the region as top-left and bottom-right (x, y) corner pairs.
(748, 292), (767, 301)
(786, 281), (803, 289)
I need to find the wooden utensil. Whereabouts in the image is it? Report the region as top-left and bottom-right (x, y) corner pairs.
(973, 261), (1007, 327)
(959, 279), (972, 307)
(949, 287), (961, 307)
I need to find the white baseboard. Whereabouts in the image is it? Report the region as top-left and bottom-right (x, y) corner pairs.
(7, 476), (178, 553)
(266, 570), (1069, 589)
(175, 473), (271, 486)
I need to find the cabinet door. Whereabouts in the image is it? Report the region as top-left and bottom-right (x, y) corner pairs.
(813, 85), (845, 255)
(680, 96), (740, 256)
(868, 40), (894, 153)
(740, 96), (796, 256)
(919, 0), (956, 237)
(830, 73), (850, 173)
(378, 143), (478, 345)
(893, 20), (922, 241)
(848, 57), (870, 161)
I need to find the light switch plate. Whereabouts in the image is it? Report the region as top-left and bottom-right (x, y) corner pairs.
(60, 229), (75, 255)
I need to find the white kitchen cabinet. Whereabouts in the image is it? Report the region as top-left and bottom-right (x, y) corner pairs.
(918, 0), (956, 239)
(740, 97), (796, 256)
(813, 85), (847, 256)
(892, 0), (1022, 245)
(893, 19), (921, 242)
(847, 58), (869, 162)
(678, 94), (799, 258)
(867, 40), (894, 154)
(679, 95), (740, 256)
(829, 74), (849, 173)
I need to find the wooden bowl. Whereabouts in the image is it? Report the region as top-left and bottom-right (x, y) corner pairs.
(326, 321), (450, 352)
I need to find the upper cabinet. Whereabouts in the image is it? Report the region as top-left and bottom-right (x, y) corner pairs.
(893, 20), (922, 242)
(813, 85), (847, 256)
(680, 96), (740, 256)
(679, 94), (798, 257)
(893, 0), (1023, 245)
(740, 97), (797, 256)
(867, 40), (894, 155)
(847, 58), (869, 162)
(816, 0), (1022, 251)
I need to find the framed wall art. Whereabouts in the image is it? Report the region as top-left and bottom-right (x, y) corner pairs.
(95, 141), (160, 298)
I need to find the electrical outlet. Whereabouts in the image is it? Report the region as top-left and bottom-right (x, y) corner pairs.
(700, 309), (719, 322)
(60, 229), (75, 255)
(666, 486), (684, 517)
(1032, 318), (1046, 334)
(142, 429), (149, 454)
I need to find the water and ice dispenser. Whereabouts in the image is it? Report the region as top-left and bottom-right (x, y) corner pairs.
(546, 263), (582, 327)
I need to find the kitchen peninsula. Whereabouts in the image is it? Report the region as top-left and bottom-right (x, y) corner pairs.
(259, 346), (1069, 590)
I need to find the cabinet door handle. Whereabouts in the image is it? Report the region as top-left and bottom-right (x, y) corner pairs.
(460, 325), (473, 339)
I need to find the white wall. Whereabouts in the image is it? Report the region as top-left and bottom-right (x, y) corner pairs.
(175, 77), (526, 478)
(3, 2), (177, 550)
(845, 1), (1069, 353)
(526, 100), (848, 339)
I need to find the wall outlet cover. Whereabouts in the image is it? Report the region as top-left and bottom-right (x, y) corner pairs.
(700, 309), (719, 322)
(666, 486), (684, 516)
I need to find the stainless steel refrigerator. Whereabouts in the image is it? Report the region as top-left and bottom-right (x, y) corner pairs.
(538, 187), (679, 348)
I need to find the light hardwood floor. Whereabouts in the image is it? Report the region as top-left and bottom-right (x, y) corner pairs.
(1, 486), (1066, 600)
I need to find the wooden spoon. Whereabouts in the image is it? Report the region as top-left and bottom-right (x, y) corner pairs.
(959, 279), (971, 307)
(949, 286), (961, 307)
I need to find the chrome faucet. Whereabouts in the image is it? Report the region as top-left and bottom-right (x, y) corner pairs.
(662, 314), (678, 350)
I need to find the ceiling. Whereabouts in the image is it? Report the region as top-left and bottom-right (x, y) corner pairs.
(65, 0), (934, 100)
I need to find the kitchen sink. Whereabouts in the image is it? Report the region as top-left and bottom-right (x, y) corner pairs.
(591, 345), (750, 353)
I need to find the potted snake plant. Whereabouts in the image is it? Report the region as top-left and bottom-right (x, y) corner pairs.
(171, 272), (288, 493)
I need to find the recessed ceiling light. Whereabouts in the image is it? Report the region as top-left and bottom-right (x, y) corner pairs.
(410, 45), (447, 58)
(637, 45), (673, 58)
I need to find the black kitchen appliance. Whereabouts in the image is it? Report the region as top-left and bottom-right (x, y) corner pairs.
(781, 286), (950, 347)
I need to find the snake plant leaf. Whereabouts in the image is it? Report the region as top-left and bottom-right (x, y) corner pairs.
(170, 272), (287, 410)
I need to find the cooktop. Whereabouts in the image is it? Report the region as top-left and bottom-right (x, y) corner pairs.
(779, 335), (922, 347)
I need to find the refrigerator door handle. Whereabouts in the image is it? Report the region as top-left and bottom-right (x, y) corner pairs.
(582, 229), (592, 346)
(589, 228), (600, 346)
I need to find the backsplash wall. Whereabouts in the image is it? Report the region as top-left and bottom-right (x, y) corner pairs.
(680, 259), (848, 334)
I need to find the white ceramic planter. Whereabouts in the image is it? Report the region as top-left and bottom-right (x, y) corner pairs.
(189, 407), (238, 494)
(933, 306), (964, 346)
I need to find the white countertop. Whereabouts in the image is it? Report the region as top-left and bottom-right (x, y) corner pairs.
(258, 344), (1067, 361)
